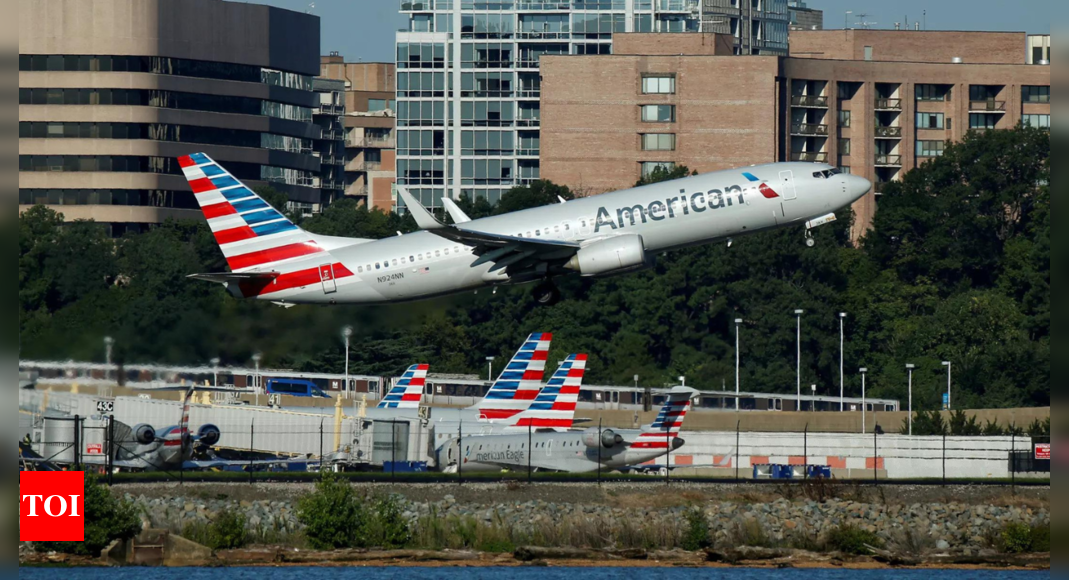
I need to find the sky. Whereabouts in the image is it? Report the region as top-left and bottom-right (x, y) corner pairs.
(251, 0), (1052, 64)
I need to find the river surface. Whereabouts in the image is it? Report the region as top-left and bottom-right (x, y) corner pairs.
(17, 568), (1049, 580)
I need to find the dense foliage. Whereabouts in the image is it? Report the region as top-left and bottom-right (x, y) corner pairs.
(296, 474), (410, 550)
(18, 128), (1049, 410)
(33, 476), (142, 556)
(182, 508), (249, 551)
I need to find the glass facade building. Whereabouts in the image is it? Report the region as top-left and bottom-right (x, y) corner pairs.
(397, 0), (703, 209)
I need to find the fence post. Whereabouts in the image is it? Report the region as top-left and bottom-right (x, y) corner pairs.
(666, 420), (671, 486)
(735, 421), (741, 483)
(73, 415), (82, 472)
(320, 420), (325, 478)
(107, 415), (116, 486)
(942, 432), (947, 487)
(596, 419), (602, 487)
(873, 425), (879, 486)
(804, 423), (809, 482)
(249, 421), (255, 485)
(1011, 432), (1016, 494)
(391, 422), (397, 480)
(529, 423), (534, 485)
(458, 421), (463, 486)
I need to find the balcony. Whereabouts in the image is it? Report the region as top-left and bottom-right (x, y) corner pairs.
(875, 154), (902, 167)
(874, 98), (903, 110)
(790, 123), (828, 136)
(516, 149), (540, 157)
(517, 89), (542, 99)
(317, 104), (344, 116)
(791, 96), (829, 108)
(791, 152), (828, 163)
(875, 126), (903, 138)
(400, 1), (432, 11)
(516, 118), (541, 128)
(346, 160), (383, 173)
(970, 100), (1007, 113)
(516, 31), (570, 40)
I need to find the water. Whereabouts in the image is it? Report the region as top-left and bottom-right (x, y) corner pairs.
(17, 569), (1049, 580)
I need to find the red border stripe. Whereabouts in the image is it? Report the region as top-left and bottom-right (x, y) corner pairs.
(178, 156), (196, 168)
(228, 242), (324, 271)
(189, 178), (216, 194)
(214, 226), (257, 245)
(203, 202), (237, 220)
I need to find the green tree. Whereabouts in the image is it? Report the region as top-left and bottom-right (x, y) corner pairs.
(35, 476), (142, 557)
(296, 474), (367, 550)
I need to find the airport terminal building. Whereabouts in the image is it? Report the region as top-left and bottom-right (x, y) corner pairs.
(539, 30), (1051, 236)
(18, 0), (325, 235)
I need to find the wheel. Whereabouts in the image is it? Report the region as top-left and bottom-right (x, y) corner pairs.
(805, 237), (816, 248)
(533, 282), (561, 306)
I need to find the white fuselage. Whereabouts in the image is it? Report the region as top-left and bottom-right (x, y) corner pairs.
(262, 163), (870, 305)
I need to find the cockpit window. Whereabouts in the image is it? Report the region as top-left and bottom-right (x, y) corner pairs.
(814, 168), (842, 179)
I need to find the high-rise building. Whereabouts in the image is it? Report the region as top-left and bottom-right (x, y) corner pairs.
(319, 56), (398, 211)
(1027, 35), (1051, 65)
(312, 77), (347, 213)
(788, 0), (823, 31)
(702, 0), (791, 55)
(397, 0), (703, 210)
(18, 0), (324, 235)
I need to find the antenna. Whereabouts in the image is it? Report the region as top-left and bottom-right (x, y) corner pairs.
(306, 2), (315, 14)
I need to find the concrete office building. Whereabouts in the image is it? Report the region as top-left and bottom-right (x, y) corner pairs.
(312, 77), (346, 212)
(702, 0), (791, 55)
(397, 0), (705, 209)
(18, 0), (323, 235)
(319, 56), (398, 211)
(788, 0), (822, 31)
(539, 30), (1050, 237)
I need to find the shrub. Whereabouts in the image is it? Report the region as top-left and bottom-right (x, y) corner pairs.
(681, 509), (711, 551)
(296, 473), (367, 550)
(825, 525), (884, 555)
(1029, 523), (1050, 553)
(35, 476), (142, 557)
(999, 522), (1048, 554)
(183, 509), (248, 551)
(730, 519), (771, 548)
(366, 495), (411, 549)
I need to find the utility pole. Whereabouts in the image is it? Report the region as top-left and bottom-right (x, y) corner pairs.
(839, 313), (847, 412)
(942, 361), (952, 411)
(906, 364), (915, 436)
(735, 318), (743, 411)
(795, 310), (804, 410)
(860, 368), (868, 434)
(342, 326), (353, 397)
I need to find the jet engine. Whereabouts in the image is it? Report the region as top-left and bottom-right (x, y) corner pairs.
(197, 424), (221, 447)
(133, 424), (156, 445)
(565, 235), (651, 277)
(583, 428), (624, 450)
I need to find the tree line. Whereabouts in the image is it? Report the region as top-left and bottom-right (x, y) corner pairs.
(18, 127), (1048, 410)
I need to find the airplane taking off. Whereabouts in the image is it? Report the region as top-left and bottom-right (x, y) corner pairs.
(437, 387), (699, 474)
(180, 153), (871, 305)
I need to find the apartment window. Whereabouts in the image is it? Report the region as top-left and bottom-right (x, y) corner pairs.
(838, 138), (851, 155)
(368, 99), (397, 112)
(1022, 86), (1050, 103)
(641, 161), (675, 177)
(641, 133), (676, 151)
(969, 114), (999, 130)
(916, 140), (945, 157)
(1022, 114), (1050, 130)
(642, 75), (676, 95)
(641, 105), (675, 123)
(916, 84), (950, 102)
(916, 112), (945, 130)
(837, 82), (860, 100)
(838, 110), (852, 128)
(969, 86), (1001, 101)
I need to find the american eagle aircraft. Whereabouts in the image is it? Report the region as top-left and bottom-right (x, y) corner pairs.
(180, 154), (871, 305)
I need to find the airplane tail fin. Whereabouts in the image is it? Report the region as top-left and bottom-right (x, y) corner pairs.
(474, 333), (553, 421)
(178, 153), (330, 274)
(378, 364), (430, 409)
(632, 387), (698, 449)
(509, 354), (587, 430)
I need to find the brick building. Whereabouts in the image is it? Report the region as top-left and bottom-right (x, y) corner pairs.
(539, 30), (1050, 236)
(319, 56), (397, 211)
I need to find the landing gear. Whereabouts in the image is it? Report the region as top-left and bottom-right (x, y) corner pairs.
(804, 229), (816, 247)
(533, 281), (561, 306)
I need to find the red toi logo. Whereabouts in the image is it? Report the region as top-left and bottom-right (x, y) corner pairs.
(20, 471), (85, 542)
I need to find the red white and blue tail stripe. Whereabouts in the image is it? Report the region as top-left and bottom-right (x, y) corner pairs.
(179, 153), (354, 298)
(630, 387), (697, 450)
(508, 354), (587, 430)
(475, 333), (553, 421)
(379, 364), (429, 409)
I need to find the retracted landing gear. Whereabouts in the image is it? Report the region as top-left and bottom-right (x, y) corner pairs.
(533, 281), (561, 306)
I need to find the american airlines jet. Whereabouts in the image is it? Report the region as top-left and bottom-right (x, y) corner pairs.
(180, 154), (870, 306)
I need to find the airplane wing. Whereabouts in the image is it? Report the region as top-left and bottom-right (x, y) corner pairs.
(187, 272), (280, 285)
(182, 458), (318, 470)
(397, 186), (579, 275)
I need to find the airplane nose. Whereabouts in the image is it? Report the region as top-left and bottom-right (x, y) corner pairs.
(846, 175), (872, 200)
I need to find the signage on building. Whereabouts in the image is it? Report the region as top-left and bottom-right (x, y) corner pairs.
(86, 444), (103, 456)
(1035, 443), (1050, 461)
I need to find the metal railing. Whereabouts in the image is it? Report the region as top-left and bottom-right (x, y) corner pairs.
(516, 149), (540, 157)
(516, 118), (541, 127)
(790, 123), (829, 136)
(790, 152), (828, 163)
(517, 89), (542, 99)
(875, 154), (903, 166)
(875, 126), (903, 138)
(791, 96), (829, 108)
(874, 98), (903, 110)
(516, 31), (570, 40)
(970, 100), (1006, 112)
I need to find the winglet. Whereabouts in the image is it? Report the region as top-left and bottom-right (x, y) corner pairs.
(442, 197), (472, 224)
(397, 186), (444, 230)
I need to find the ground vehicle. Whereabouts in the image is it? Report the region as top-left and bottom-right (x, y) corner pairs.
(265, 378), (330, 399)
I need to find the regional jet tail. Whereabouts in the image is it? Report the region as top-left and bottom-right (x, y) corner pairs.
(506, 354), (587, 431)
(378, 364), (429, 410)
(182, 153), (872, 307)
(473, 333), (553, 421)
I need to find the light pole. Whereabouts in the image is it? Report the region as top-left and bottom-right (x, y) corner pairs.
(860, 368), (868, 434)
(735, 319), (743, 411)
(839, 313), (847, 412)
(941, 361), (952, 411)
(679, 376), (686, 388)
(210, 358), (221, 388)
(906, 364), (915, 436)
(342, 326), (353, 396)
(104, 337), (114, 382)
(811, 384), (817, 412)
(794, 310), (804, 410)
(487, 356), (496, 382)
(845, 10), (853, 30)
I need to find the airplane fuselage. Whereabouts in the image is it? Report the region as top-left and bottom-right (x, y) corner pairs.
(252, 163), (870, 305)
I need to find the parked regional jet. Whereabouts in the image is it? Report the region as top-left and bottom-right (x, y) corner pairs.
(180, 153), (871, 305)
(436, 387), (699, 474)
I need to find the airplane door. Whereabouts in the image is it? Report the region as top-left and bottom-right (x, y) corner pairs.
(319, 264), (338, 294)
(778, 171), (798, 201)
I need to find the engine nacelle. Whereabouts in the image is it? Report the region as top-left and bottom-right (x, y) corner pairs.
(133, 424), (156, 445)
(197, 424), (221, 447)
(583, 428), (624, 450)
(565, 235), (651, 277)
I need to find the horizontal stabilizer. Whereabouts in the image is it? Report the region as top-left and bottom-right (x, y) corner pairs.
(188, 272), (279, 285)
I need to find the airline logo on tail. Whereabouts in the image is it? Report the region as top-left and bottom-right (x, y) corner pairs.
(178, 153), (353, 297)
(379, 365), (429, 409)
(476, 333), (552, 420)
(631, 388), (696, 450)
(510, 354), (587, 429)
